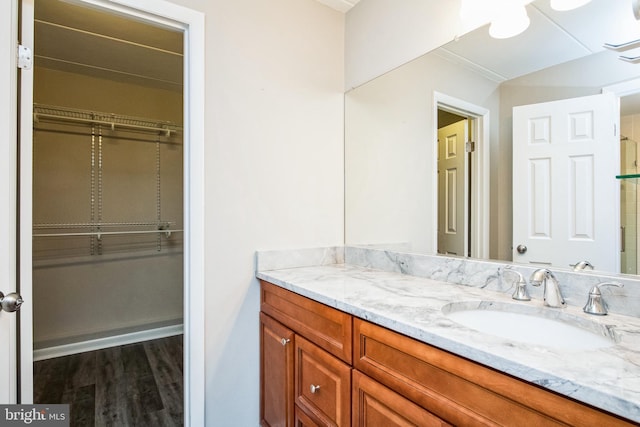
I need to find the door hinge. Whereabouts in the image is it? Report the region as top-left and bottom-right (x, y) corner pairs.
(17, 44), (33, 70)
(465, 141), (476, 153)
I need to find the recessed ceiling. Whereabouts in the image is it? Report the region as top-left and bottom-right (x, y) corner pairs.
(315, 0), (360, 13)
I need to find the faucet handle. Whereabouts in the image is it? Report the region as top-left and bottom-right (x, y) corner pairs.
(512, 277), (531, 301)
(583, 282), (623, 315)
(500, 267), (531, 301)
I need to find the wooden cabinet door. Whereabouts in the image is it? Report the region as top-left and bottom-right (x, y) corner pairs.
(261, 313), (295, 427)
(352, 370), (451, 427)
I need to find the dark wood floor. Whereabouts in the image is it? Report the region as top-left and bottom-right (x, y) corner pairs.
(34, 335), (183, 426)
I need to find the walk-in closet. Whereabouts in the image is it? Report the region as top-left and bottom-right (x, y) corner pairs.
(31, 0), (184, 423)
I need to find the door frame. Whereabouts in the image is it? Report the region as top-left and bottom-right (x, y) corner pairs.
(604, 78), (640, 273)
(1, 0), (19, 405)
(432, 92), (490, 259)
(18, 0), (205, 424)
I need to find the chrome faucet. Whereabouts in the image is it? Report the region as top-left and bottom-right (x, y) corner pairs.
(583, 282), (623, 315)
(530, 269), (566, 308)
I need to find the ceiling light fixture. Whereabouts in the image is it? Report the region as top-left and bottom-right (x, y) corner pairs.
(549, 0), (591, 11)
(460, 0), (591, 40)
(489, 4), (531, 39)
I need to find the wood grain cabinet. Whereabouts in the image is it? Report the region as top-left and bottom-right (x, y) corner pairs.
(352, 370), (451, 427)
(260, 312), (294, 427)
(352, 318), (635, 426)
(261, 280), (353, 427)
(260, 280), (636, 427)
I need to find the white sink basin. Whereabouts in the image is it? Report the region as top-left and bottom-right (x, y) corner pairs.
(442, 301), (616, 350)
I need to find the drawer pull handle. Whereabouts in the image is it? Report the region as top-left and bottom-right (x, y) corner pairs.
(310, 384), (320, 394)
(280, 338), (290, 346)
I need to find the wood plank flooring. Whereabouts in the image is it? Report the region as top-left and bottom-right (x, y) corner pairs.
(34, 335), (183, 426)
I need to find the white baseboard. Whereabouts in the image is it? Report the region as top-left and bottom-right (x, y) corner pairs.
(33, 324), (184, 361)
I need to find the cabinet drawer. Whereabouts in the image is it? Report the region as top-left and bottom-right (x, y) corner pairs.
(295, 405), (321, 427)
(354, 318), (635, 426)
(261, 280), (352, 363)
(295, 335), (351, 426)
(352, 370), (451, 427)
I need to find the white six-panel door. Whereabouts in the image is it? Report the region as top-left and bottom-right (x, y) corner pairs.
(438, 119), (468, 256)
(512, 93), (619, 271)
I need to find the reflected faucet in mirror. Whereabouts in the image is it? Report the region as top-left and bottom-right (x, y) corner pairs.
(573, 260), (594, 271)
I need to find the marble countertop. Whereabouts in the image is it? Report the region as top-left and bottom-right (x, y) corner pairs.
(257, 263), (640, 422)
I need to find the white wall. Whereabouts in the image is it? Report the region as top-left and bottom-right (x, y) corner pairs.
(345, 52), (500, 255)
(164, 0), (345, 425)
(345, 0), (463, 90)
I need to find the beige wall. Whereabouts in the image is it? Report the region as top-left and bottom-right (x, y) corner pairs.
(345, 0), (466, 90)
(345, 52), (500, 255)
(141, 0), (345, 425)
(32, 67), (184, 347)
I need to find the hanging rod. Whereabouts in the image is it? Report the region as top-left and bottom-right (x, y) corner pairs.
(33, 229), (183, 240)
(33, 104), (182, 137)
(33, 221), (174, 230)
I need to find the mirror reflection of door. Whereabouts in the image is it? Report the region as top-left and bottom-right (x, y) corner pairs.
(512, 93), (618, 271)
(437, 111), (469, 256)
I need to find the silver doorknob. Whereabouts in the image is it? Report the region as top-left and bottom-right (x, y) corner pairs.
(0, 291), (24, 313)
(310, 384), (320, 394)
(516, 244), (527, 254)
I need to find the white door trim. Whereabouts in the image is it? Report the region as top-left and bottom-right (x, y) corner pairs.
(18, 1), (205, 424)
(0, 0), (19, 404)
(433, 92), (490, 259)
(19, 0), (35, 405)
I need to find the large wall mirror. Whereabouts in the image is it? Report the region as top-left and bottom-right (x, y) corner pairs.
(345, 0), (640, 276)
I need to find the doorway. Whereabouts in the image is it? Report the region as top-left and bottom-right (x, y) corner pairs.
(434, 92), (490, 259)
(16, 0), (205, 423)
(31, 0), (184, 353)
(437, 111), (469, 256)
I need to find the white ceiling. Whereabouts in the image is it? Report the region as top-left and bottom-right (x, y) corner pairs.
(441, 0), (640, 82)
(315, 0), (360, 13)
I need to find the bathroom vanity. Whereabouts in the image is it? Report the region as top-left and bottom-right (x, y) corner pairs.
(257, 247), (640, 426)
